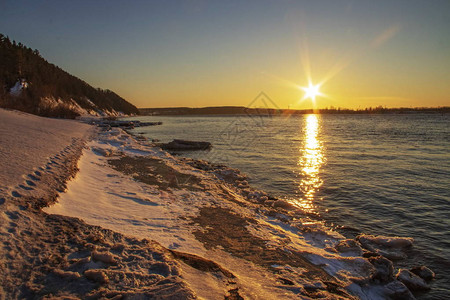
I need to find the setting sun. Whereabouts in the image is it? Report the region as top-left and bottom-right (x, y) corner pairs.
(301, 82), (322, 102)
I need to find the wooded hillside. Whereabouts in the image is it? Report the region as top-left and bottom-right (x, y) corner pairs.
(0, 34), (138, 118)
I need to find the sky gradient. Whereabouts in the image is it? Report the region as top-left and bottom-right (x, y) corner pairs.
(1, 0), (449, 109)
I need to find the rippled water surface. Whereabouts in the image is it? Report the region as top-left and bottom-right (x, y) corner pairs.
(128, 114), (449, 299)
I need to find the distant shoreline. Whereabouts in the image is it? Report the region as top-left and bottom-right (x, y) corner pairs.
(139, 106), (450, 116)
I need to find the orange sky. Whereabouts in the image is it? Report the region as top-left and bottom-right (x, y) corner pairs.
(1, 1), (449, 109)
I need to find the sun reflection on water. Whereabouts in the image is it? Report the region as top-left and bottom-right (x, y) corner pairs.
(294, 114), (325, 213)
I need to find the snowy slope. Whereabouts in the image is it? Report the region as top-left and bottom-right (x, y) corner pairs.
(0, 108), (92, 195)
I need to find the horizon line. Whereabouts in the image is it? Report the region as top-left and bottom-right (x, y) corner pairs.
(138, 105), (450, 111)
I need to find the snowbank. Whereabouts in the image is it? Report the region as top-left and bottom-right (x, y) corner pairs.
(9, 79), (28, 96)
(0, 108), (92, 195)
(0, 111), (195, 299)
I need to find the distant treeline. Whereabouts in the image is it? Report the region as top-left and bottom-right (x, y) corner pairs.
(140, 106), (450, 116)
(0, 33), (138, 118)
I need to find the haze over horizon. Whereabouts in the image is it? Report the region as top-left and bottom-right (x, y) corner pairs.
(1, 0), (449, 109)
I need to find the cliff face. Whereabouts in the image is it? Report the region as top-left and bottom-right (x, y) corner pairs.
(0, 34), (139, 118)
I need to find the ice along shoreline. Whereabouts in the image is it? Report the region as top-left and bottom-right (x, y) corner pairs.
(43, 120), (435, 299)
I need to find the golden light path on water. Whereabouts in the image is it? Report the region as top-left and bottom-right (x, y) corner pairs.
(293, 114), (325, 213)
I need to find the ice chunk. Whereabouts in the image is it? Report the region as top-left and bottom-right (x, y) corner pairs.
(410, 265), (435, 281)
(384, 280), (415, 300)
(357, 234), (413, 260)
(368, 256), (394, 282)
(9, 79), (28, 96)
(358, 234), (413, 248)
(334, 239), (364, 257)
(396, 269), (430, 291)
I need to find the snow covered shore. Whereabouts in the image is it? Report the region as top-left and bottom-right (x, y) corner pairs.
(0, 109), (194, 299)
(1, 109), (433, 299)
(0, 109), (92, 195)
(43, 123), (431, 299)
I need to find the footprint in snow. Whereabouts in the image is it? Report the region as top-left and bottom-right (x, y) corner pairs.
(11, 191), (22, 198)
(5, 211), (19, 220)
(27, 174), (40, 181)
(19, 184), (33, 191)
(26, 180), (36, 187)
(168, 243), (181, 249)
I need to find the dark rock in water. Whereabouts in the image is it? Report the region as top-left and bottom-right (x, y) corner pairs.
(96, 120), (162, 128)
(139, 121), (162, 127)
(384, 280), (415, 300)
(106, 120), (136, 128)
(410, 265), (435, 281)
(368, 256), (394, 282)
(396, 269), (430, 291)
(161, 139), (212, 151)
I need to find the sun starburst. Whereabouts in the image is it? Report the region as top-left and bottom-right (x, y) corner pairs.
(301, 82), (322, 102)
